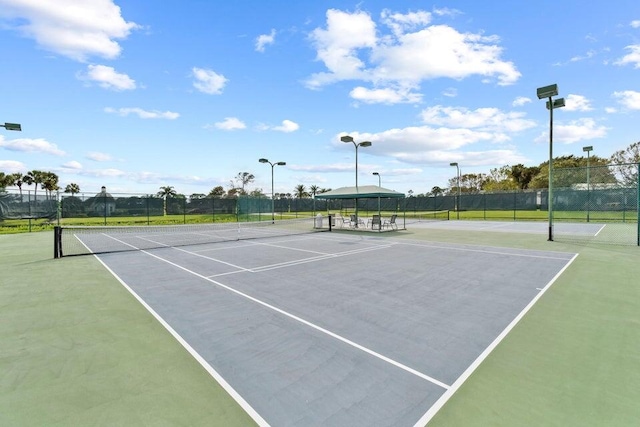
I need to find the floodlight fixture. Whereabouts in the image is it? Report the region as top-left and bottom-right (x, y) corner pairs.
(537, 84), (558, 99)
(340, 135), (354, 143)
(1, 122), (21, 131)
(537, 83), (565, 241)
(546, 98), (566, 110)
(341, 134), (372, 227)
(449, 162), (458, 166)
(583, 146), (593, 152)
(258, 158), (286, 223)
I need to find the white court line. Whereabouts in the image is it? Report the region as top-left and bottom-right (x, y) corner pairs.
(97, 230), (450, 390)
(250, 244), (394, 273)
(136, 248), (450, 390)
(594, 224), (606, 236)
(171, 246), (253, 272)
(399, 241), (574, 261)
(91, 256), (270, 427)
(412, 252), (580, 427)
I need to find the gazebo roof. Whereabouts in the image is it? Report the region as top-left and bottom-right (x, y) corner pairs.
(315, 185), (405, 199)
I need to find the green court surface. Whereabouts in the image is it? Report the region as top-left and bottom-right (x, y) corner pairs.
(1, 228), (639, 426)
(0, 231), (256, 426)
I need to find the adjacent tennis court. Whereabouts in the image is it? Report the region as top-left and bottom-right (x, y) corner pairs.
(68, 222), (577, 426)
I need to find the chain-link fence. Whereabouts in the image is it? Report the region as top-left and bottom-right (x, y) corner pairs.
(2, 164), (638, 245)
(551, 163), (639, 245)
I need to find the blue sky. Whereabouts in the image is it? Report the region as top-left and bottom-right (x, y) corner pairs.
(1, 0), (639, 197)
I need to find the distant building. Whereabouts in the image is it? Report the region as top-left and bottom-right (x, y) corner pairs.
(90, 186), (116, 215)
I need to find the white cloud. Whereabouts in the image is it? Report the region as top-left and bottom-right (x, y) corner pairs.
(0, 0), (139, 61)
(420, 105), (536, 133)
(349, 86), (422, 104)
(442, 87), (457, 98)
(564, 94), (593, 111)
(255, 29), (276, 52)
(605, 107), (617, 114)
(78, 64), (136, 90)
(0, 160), (27, 173)
(214, 117), (246, 130)
(0, 137), (65, 155)
(613, 90), (640, 109)
(61, 160), (82, 169)
(273, 120), (299, 133)
(631, 20), (640, 28)
(86, 151), (112, 161)
(305, 8), (520, 103)
(192, 67), (227, 94)
(380, 9), (432, 37)
(534, 118), (608, 144)
(512, 96), (531, 107)
(615, 45), (640, 68)
(104, 107), (179, 119)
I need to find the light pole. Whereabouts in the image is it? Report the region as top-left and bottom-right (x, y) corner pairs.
(341, 135), (372, 227)
(450, 162), (460, 219)
(537, 84), (565, 241)
(583, 145), (593, 222)
(1, 122), (21, 131)
(259, 158), (286, 223)
(373, 172), (381, 230)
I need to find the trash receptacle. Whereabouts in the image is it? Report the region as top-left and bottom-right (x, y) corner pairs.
(314, 213), (323, 229)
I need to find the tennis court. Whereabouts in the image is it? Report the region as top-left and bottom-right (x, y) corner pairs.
(66, 222), (577, 426)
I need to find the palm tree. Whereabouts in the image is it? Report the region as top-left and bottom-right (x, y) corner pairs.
(157, 185), (177, 215)
(10, 173), (24, 200)
(294, 184), (309, 198)
(42, 172), (59, 199)
(309, 185), (319, 198)
(25, 170), (46, 205)
(65, 183), (81, 195)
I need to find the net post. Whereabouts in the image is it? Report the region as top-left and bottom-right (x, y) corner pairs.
(53, 226), (61, 258)
(328, 214), (333, 231)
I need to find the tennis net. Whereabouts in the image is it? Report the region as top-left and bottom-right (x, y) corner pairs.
(403, 210), (450, 224)
(54, 217), (328, 258)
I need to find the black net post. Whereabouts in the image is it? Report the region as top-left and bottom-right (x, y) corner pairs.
(53, 226), (62, 258)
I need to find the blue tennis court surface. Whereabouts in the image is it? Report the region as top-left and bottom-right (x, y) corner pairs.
(92, 232), (577, 426)
(409, 219), (604, 236)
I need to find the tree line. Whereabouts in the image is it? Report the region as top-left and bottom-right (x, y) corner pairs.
(2, 142), (639, 199)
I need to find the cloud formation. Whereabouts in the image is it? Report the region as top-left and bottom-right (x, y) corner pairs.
(104, 107), (179, 119)
(256, 29), (276, 52)
(192, 67), (227, 94)
(306, 8), (520, 104)
(78, 64), (136, 90)
(0, 136), (65, 155)
(0, 0), (139, 61)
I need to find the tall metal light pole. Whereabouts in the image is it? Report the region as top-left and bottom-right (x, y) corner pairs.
(583, 145), (593, 222)
(1, 122), (21, 131)
(341, 135), (372, 227)
(373, 172), (381, 230)
(450, 162), (460, 220)
(259, 158), (286, 223)
(537, 84), (565, 241)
